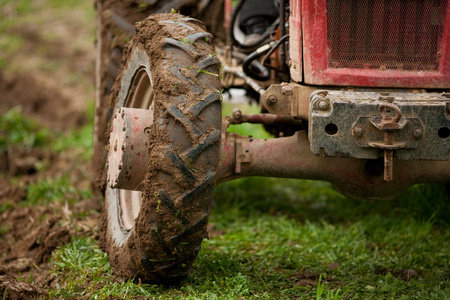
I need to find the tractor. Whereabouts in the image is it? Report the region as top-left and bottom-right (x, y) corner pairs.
(93, 0), (450, 284)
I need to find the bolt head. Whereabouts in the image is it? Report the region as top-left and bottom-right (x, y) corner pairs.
(318, 100), (330, 111)
(353, 127), (363, 137)
(413, 129), (423, 138)
(232, 107), (242, 120)
(233, 111), (242, 120)
(281, 86), (293, 96)
(267, 95), (278, 105)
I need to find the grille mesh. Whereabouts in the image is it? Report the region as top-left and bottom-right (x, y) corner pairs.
(326, 0), (448, 71)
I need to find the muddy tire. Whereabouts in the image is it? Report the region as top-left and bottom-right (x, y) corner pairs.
(100, 14), (222, 284)
(93, 1), (225, 174)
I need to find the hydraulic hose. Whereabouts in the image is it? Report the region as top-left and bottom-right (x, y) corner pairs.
(233, 51), (269, 81)
(242, 44), (271, 81)
(222, 66), (265, 95)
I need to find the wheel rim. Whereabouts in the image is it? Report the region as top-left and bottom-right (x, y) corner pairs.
(115, 66), (154, 231)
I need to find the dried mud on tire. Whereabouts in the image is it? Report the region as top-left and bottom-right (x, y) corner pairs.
(100, 14), (221, 284)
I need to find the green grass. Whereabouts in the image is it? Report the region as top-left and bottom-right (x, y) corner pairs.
(0, 105), (93, 208)
(213, 179), (450, 299)
(25, 175), (92, 206)
(0, 107), (52, 151)
(48, 188), (450, 299)
(0, 103), (93, 152)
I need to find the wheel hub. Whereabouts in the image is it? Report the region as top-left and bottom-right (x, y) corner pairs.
(107, 107), (152, 191)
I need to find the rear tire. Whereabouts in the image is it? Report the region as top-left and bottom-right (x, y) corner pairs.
(100, 14), (222, 284)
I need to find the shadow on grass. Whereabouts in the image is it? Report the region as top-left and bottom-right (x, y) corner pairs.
(214, 177), (450, 227)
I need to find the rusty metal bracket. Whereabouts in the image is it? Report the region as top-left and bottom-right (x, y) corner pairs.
(260, 83), (316, 120)
(228, 108), (303, 126)
(309, 90), (450, 162)
(367, 103), (406, 181)
(352, 116), (422, 150)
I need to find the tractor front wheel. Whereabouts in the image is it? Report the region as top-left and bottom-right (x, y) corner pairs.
(99, 14), (222, 284)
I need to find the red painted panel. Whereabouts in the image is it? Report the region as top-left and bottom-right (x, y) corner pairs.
(301, 0), (450, 88)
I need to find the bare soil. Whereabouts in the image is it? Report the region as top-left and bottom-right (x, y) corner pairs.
(0, 3), (100, 299)
(0, 72), (87, 131)
(0, 71), (102, 298)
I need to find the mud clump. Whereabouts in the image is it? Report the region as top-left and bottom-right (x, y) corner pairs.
(0, 208), (72, 273)
(0, 208), (68, 299)
(0, 275), (48, 300)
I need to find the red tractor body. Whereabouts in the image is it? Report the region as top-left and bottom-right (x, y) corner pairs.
(294, 0), (450, 88)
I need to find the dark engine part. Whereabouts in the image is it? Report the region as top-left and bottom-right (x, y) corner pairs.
(239, 0), (278, 35)
(230, 0), (278, 50)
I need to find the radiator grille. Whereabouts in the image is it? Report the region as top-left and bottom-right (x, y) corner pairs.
(326, 0), (448, 71)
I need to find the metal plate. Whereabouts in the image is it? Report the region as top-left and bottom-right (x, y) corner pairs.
(309, 91), (450, 160)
